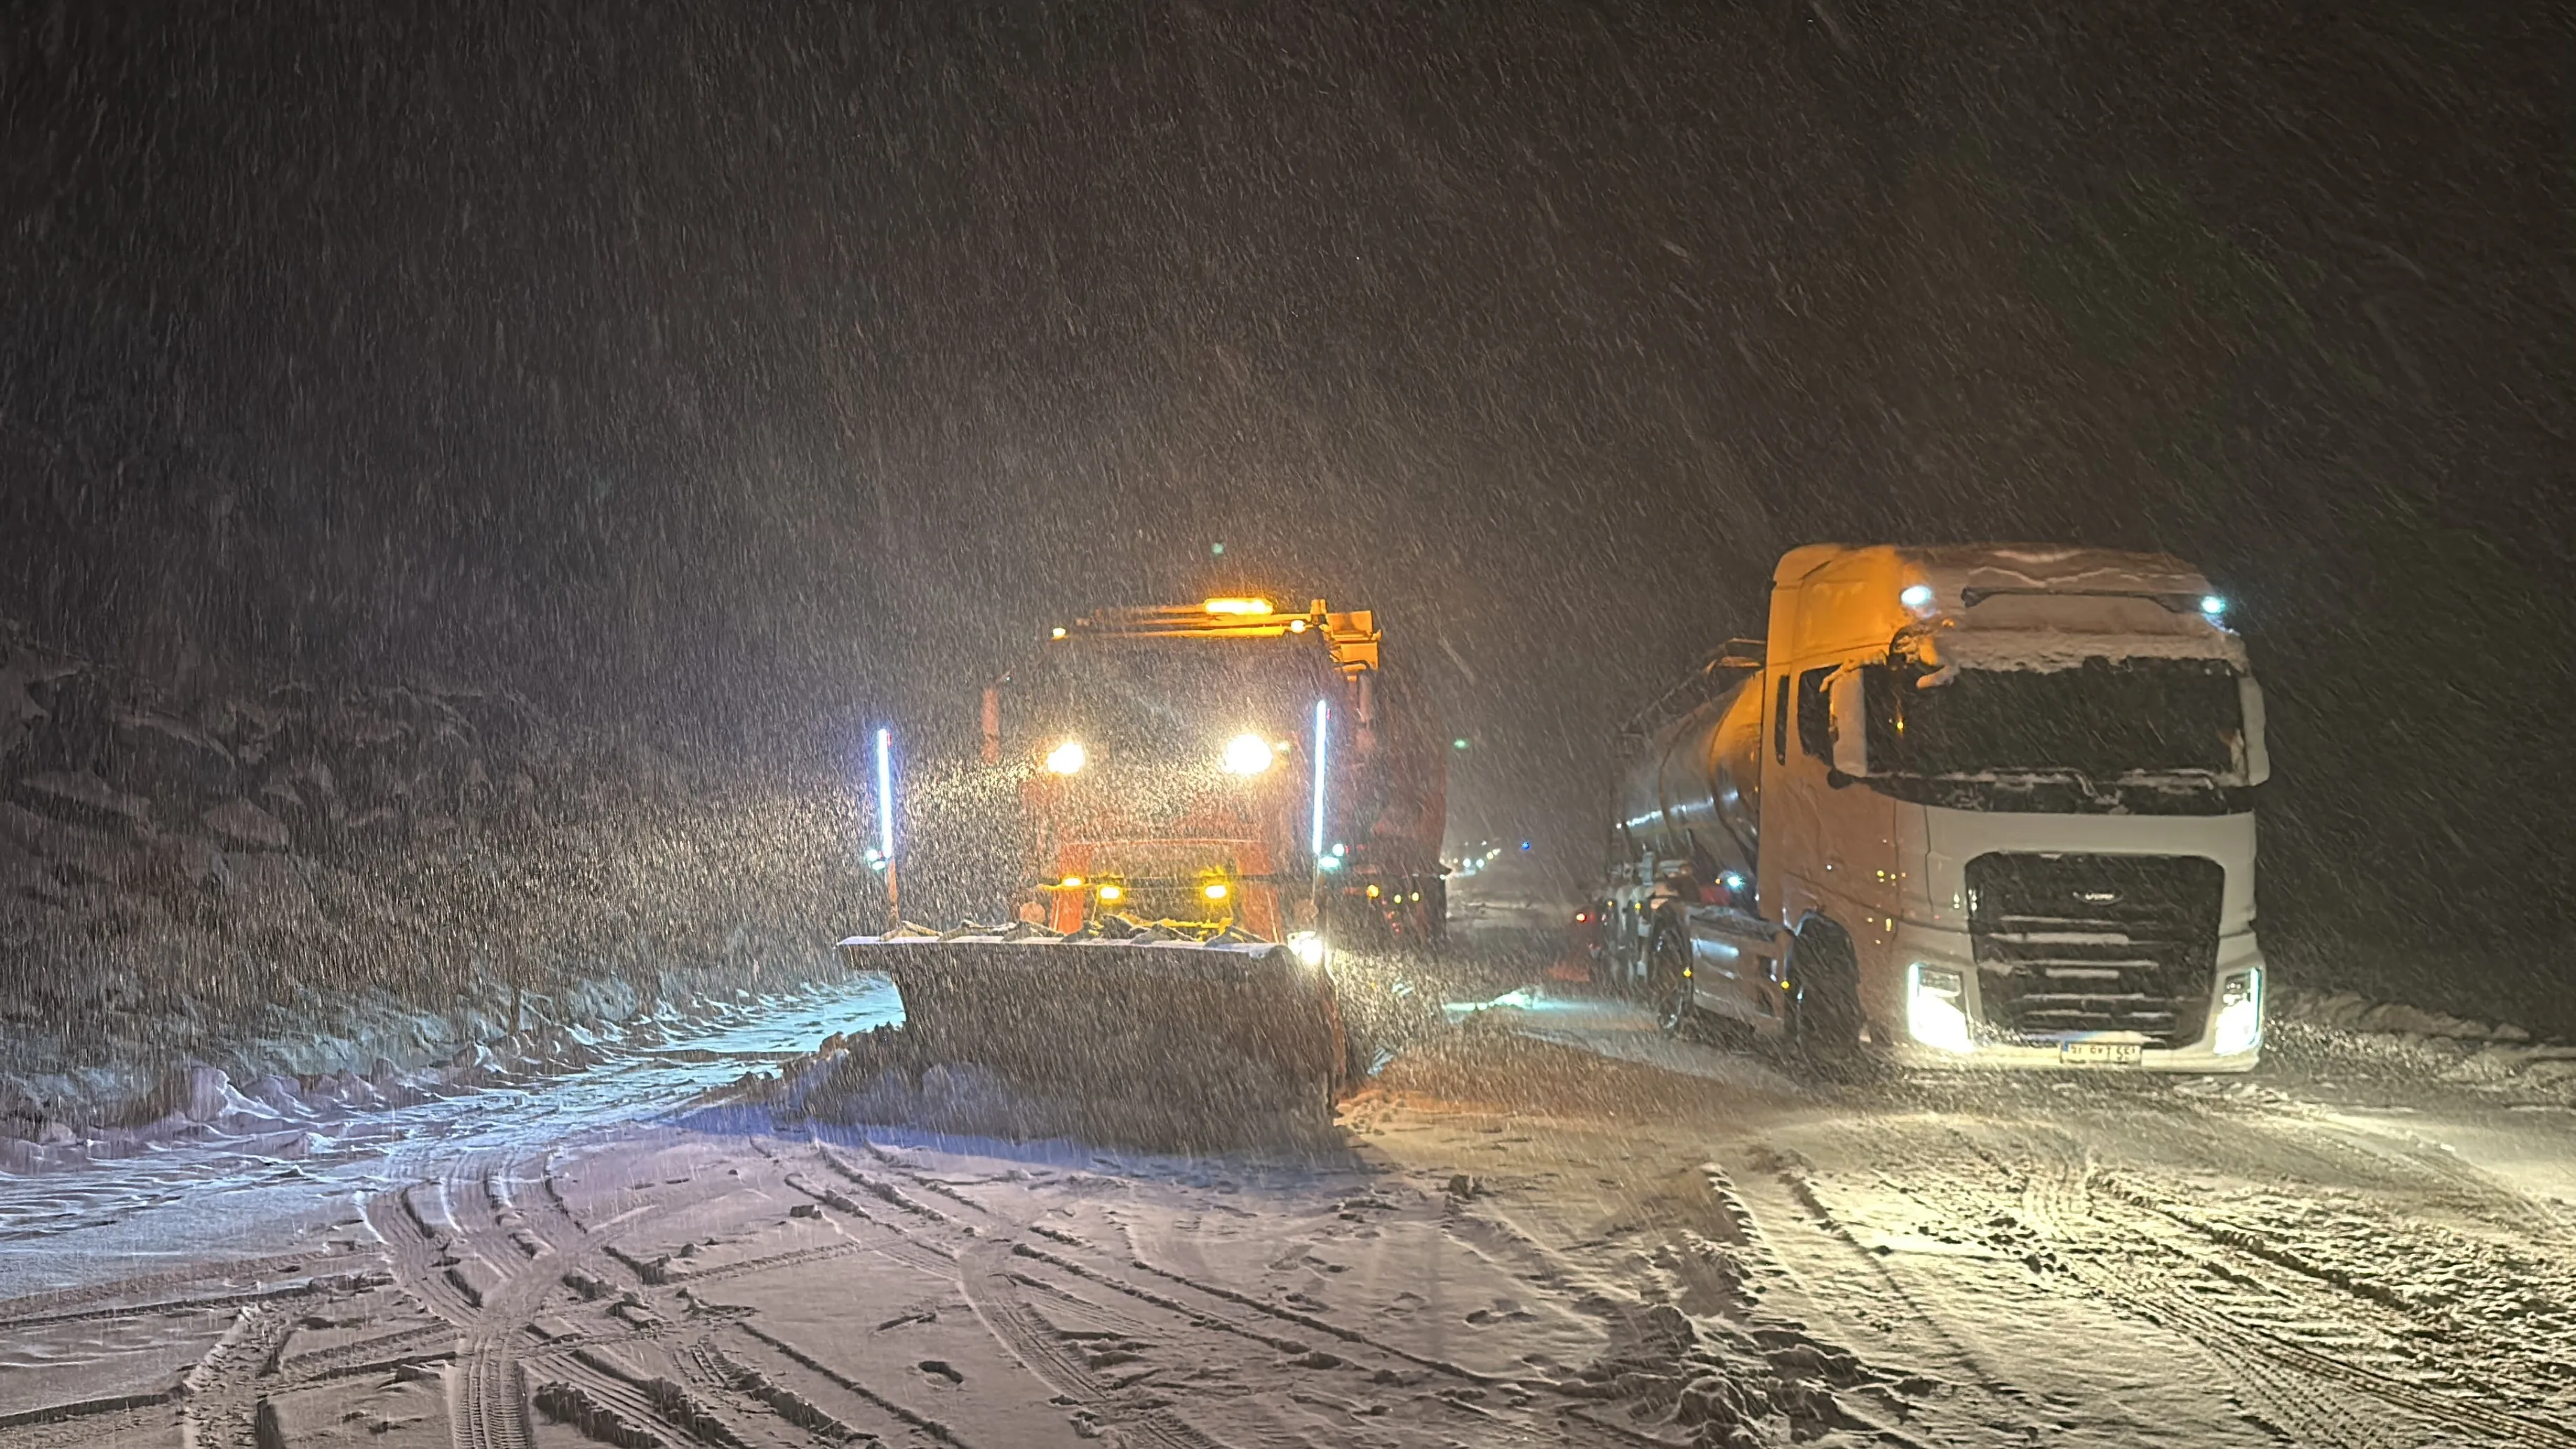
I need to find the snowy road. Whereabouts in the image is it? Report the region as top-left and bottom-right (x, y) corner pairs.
(4, 959), (2574, 1448)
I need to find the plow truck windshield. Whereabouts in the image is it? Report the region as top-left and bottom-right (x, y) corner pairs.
(1010, 637), (1329, 786)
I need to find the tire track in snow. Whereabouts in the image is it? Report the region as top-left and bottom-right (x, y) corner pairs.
(955, 1239), (1230, 1449)
(1990, 1131), (2420, 1449)
(1709, 1140), (2063, 1447)
(172, 1302), (302, 1449)
(796, 1140), (1673, 1449)
(1900, 1118), (2576, 1449)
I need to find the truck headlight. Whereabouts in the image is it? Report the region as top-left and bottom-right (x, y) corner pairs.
(1288, 931), (1326, 969)
(2213, 969), (2262, 1056)
(1221, 732), (1274, 776)
(1907, 964), (1975, 1054)
(1045, 739), (1088, 775)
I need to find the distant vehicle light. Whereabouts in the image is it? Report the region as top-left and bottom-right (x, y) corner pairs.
(1051, 626), (1067, 639)
(1221, 733), (1275, 775)
(1289, 931), (1326, 968)
(1722, 871), (1747, 891)
(1204, 597), (1273, 616)
(2200, 594), (2227, 618)
(1045, 739), (1088, 775)
(1365, 884), (1381, 899)
(1203, 882), (1230, 901)
(1096, 884), (1123, 903)
(1575, 911), (1589, 923)
(1900, 584), (1935, 612)
(1452, 737), (1470, 750)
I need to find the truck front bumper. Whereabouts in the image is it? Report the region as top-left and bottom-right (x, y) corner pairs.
(1884, 924), (2266, 1074)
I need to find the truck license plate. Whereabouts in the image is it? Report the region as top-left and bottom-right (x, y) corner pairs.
(2060, 1041), (2142, 1067)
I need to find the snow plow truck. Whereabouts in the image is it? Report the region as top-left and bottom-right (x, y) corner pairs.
(1601, 544), (2271, 1072)
(837, 597), (1446, 1114)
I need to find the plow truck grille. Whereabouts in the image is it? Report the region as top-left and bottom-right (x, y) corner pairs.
(1966, 853), (2224, 1047)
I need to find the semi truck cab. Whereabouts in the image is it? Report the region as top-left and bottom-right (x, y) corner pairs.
(1613, 544), (2269, 1072)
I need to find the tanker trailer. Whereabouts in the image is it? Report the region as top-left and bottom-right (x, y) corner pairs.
(837, 597), (1444, 1119)
(1601, 645), (1768, 1033)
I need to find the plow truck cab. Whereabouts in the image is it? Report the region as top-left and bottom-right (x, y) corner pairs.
(837, 597), (1445, 1119)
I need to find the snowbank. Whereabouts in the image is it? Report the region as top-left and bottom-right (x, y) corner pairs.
(0, 616), (873, 1132)
(2274, 986), (2576, 1100)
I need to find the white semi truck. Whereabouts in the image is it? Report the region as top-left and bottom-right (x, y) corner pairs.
(1601, 544), (2269, 1070)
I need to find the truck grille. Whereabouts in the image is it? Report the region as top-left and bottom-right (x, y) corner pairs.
(1965, 853), (2222, 1046)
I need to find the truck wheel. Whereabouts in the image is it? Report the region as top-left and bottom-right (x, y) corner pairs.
(1649, 921), (1696, 1037)
(1785, 924), (1865, 1065)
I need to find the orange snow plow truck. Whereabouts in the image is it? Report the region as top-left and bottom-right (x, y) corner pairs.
(837, 598), (1445, 1113)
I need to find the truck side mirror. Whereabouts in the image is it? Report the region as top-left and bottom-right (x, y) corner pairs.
(1828, 667), (1869, 778)
(2238, 675), (2269, 786)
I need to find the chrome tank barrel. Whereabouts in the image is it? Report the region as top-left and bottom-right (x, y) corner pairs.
(1616, 675), (1763, 877)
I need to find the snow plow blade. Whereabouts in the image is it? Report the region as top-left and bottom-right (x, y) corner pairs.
(834, 932), (1348, 1114)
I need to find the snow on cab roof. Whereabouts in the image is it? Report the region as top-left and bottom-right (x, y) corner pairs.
(1897, 544), (2213, 598)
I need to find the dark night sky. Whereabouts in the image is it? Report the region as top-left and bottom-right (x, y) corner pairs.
(5, 3), (2572, 967)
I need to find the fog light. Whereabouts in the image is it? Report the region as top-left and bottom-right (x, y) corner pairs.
(1289, 931), (1326, 969)
(2214, 969), (2262, 1056)
(1907, 964), (1975, 1053)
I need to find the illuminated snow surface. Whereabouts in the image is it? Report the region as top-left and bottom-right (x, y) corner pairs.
(0, 976), (903, 1298)
(4, 962), (2575, 1448)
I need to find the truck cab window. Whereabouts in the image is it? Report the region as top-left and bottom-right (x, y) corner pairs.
(1797, 667), (1835, 761)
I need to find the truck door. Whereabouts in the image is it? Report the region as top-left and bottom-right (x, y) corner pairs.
(1763, 665), (1896, 1002)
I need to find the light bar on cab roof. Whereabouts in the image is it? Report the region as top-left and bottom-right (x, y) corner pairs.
(1204, 597), (1273, 616)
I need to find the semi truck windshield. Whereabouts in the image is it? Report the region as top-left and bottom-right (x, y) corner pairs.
(1863, 656), (2243, 779)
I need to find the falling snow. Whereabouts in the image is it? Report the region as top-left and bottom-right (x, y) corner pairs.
(3, 5), (2572, 1445)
